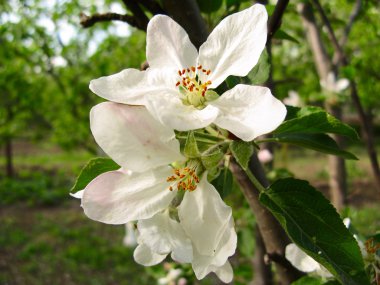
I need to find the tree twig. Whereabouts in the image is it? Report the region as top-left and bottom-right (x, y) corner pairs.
(80, 12), (142, 30)
(138, 0), (166, 15)
(121, 0), (150, 30)
(161, 0), (208, 48)
(267, 0), (290, 42)
(334, 0), (361, 64)
(310, 0), (346, 65)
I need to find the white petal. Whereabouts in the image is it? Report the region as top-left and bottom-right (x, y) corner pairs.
(214, 261), (233, 283)
(191, 217), (236, 279)
(145, 91), (219, 131)
(82, 167), (177, 224)
(90, 102), (184, 172)
(138, 211), (193, 263)
(210, 85), (286, 141)
(70, 190), (84, 199)
(285, 243), (320, 273)
(123, 222), (137, 247)
(147, 15), (198, 70)
(178, 175), (232, 256)
(198, 5), (268, 88)
(335, 78), (349, 92)
(134, 244), (167, 266)
(89, 68), (176, 105)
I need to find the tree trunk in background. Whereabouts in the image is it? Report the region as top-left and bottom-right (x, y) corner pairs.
(5, 138), (14, 178)
(298, 2), (347, 212)
(350, 84), (380, 191)
(326, 106), (347, 211)
(252, 225), (273, 285)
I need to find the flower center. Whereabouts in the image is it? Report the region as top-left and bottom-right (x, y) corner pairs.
(175, 65), (213, 108)
(166, 167), (200, 192)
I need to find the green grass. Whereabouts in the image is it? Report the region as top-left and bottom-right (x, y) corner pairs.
(0, 204), (156, 285)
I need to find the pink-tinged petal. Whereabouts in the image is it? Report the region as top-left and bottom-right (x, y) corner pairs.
(90, 102), (184, 172)
(82, 167), (177, 224)
(147, 15), (198, 70)
(145, 91), (219, 131)
(138, 211), (193, 263)
(210, 85), (286, 141)
(198, 4), (268, 88)
(134, 244), (167, 266)
(89, 68), (176, 105)
(178, 175), (232, 256)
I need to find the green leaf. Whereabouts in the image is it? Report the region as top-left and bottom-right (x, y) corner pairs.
(291, 276), (324, 285)
(274, 133), (358, 160)
(275, 106), (359, 140)
(230, 141), (253, 170)
(212, 167), (233, 198)
(184, 131), (200, 158)
(260, 178), (370, 285)
(201, 147), (224, 170)
(225, 75), (241, 89)
(246, 49), (270, 85)
(196, 0), (223, 13)
(274, 29), (300, 44)
(71, 157), (119, 193)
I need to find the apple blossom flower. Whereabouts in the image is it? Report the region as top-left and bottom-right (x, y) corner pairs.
(89, 4), (286, 142)
(320, 72), (350, 93)
(158, 267), (183, 285)
(283, 90), (302, 107)
(123, 222), (137, 247)
(71, 102), (236, 282)
(257, 149), (273, 164)
(285, 243), (332, 278)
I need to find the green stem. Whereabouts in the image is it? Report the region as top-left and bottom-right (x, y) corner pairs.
(255, 138), (280, 144)
(244, 167), (267, 193)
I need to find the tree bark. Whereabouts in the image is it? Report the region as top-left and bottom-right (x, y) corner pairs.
(5, 137), (14, 178)
(309, 0), (380, 191)
(231, 156), (304, 285)
(298, 2), (348, 211)
(326, 106), (348, 211)
(161, 0), (208, 49)
(252, 225), (273, 285)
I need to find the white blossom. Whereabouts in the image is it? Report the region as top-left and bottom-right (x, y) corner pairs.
(89, 4), (286, 141)
(320, 72), (350, 93)
(71, 103), (236, 282)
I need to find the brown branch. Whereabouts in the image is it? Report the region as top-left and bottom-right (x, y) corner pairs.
(267, 0), (290, 42)
(80, 12), (143, 30)
(230, 157), (304, 285)
(122, 0), (149, 30)
(138, 0), (166, 15)
(161, 0), (208, 49)
(333, 0), (362, 64)
(311, 0), (347, 65)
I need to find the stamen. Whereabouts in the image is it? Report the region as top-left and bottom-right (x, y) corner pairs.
(166, 167), (200, 192)
(175, 64), (213, 107)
